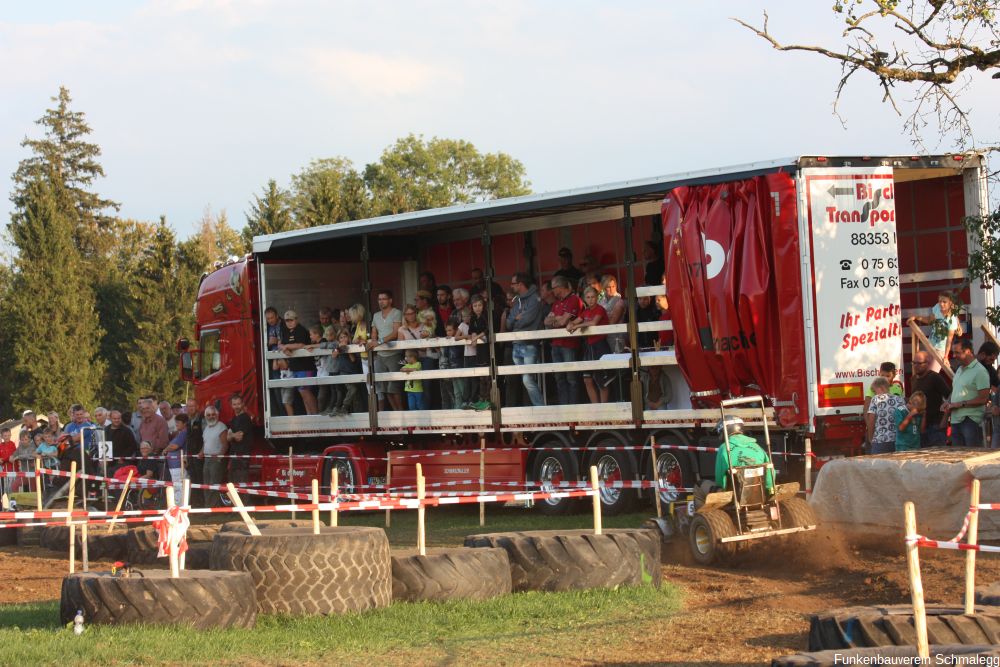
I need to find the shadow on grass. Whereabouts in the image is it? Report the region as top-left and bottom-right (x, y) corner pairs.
(0, 600), (61, 629)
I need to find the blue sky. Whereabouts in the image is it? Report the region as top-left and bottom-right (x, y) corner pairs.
(1, 1), (995, 241)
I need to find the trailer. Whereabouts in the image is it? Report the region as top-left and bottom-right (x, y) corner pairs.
(177, 153), (993, 513)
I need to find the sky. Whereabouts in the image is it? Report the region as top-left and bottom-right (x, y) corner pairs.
(0, 0), (996, 241)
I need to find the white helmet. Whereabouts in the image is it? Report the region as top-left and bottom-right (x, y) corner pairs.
(715, 416), (744, 436)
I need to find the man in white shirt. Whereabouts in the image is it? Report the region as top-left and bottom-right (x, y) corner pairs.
(199, 406), (229, 506)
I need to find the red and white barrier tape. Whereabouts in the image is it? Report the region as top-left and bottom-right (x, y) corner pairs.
(907, 534), (1000, 554)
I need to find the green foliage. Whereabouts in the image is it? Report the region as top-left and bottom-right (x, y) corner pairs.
(965, 209), (1000, 326)
(242, 178), (295, 250)
(290, 157), (371, 228)
(194, 207), (243, 265)
(364, 134), (532, 216)
(3, 176), (105, 412)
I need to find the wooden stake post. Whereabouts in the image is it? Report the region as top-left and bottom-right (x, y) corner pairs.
(225, 483), (261, 536)
(384, 457), (392, 528)
(590, 465), (602, 535)
(804, 438), (813, 495)
(179, 479), (191, 571)
(107, 470), (133, 534)
(67, 461), (77, 574)
(311, 479), (320, 534)
(479, 436), (486, 527)
(417, 463), (426, 556)
(965, 479), (981, 615)
(904, 501), (930, 659)
(649, 436), (662, 519)
(34, 456), (43, 510)
(330, 469), (339, 527)
(288, 447), (295, 521)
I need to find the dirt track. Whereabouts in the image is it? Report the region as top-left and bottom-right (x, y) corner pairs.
(3, 527), (1000, 665)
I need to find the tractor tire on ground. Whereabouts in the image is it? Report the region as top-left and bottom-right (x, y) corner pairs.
(126, 524), (220, 564)
(808, 605), (1000, 650)
(219, 519), (312, 533)
(773, 645), (1000, 667)
(463, 528), (661, 592)
(688, 509), (737, 565)
(392, 547), (511, 602)
(780, 497), (819, 528)
(210, 526), (391, 615)
(183, 543), (212, 569)
(39, 525), (128, 561)
(60, 570), (255, 629)
(976, 582), (1000, 606)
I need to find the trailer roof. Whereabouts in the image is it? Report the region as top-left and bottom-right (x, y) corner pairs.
(252, 153), (977, 253)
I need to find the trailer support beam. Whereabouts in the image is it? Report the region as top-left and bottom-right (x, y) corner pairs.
(622, 200), (644, 426)
(362, 234), (378, 436)
(482, 223), (502, 435)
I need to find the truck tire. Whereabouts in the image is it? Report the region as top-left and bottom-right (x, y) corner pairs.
(773, 645), (1000, 667)
(976, 583), (1000, 606)
(530, 451), (580, 516)
(392, 547), (511, 603)
(127, 524), (220, 564)
(210, 526), (391, 615)
(588, 450), (637, 516)
(463, 528), (661, 592)
(780, 497), (818, 528)
(808, 605), (1000, 650)
(60, 570), (256, 629)
(688, 510), (737, 565)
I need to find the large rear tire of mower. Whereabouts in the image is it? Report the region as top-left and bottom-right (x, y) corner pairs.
(780, 497), (818, 528)
(773, 645), (1000, 666)
(126, 524), (220, 564)
(392, 547), (512, 602)
(210, 526), (391, 615)
(464, 528), (661, 592)
(59, 570), (256, 629)
(688, 510), (737, 565)
(808, 605), (1000, 650)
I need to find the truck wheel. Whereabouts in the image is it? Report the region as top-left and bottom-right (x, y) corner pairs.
(589, 451), (637, 515)
(808, 605), (1000, 650)
(531, 451), (580, 516)
(654, 451), (692, 506)
(688, 510), (737, 565)
(464, 528), (661, 592)
(60, 570), (256, 629)
(780, 497), (818, 529)
(323, 455), (357, 495)
(391, 547), (511, 602)
(773, 646), (1000, 667)
(210, 526), (391, 615)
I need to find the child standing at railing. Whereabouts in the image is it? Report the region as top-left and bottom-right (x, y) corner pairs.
(0, 428), (14, 497)
(455, 307), (475, 409)
(401, 349), (425, 411)
(330, 330), (362, 416)
(439, 321), (463, 409)
(568, 286), (613, 404)
(466, 295), (493, 411)
(895, 391), (926, 452)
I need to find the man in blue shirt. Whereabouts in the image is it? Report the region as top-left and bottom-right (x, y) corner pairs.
(63, 404), (97, 450)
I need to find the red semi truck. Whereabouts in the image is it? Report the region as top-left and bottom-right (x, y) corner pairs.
(178, 154), (993, 514)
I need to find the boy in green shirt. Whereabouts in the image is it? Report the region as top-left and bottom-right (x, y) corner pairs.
(401, 349), (425, 411)
(894, 391), (925, 452)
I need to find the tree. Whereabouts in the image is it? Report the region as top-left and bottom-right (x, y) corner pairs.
(364, 134), (532, 216)
(194, 207), (243, 265)
(290, 158), (371, 228)
(736, 1), (1000, 146)
(11, 86), (119, 257)
(3, 177), (105, 412)
(242, 179), (295, 250)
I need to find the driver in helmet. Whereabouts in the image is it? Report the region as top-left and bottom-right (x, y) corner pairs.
(694, 416), (774, 507)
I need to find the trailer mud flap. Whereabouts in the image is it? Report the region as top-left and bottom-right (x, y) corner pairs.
(661, 173), (806, 422)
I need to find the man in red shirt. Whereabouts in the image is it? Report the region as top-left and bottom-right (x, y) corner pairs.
(0, 427), (15, 496)
(544, 275), (584, 404)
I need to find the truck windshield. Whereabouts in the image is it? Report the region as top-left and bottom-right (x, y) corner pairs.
(200, 330), (221, 378)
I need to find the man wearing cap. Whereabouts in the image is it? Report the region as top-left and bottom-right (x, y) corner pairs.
(278, 309), (319, 415)
(553, 247), (584, 288)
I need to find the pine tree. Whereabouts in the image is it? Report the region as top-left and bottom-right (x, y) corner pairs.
(242, 179), (296, 250)
(11, 87), (119, 258)
(3, 177), (105, 412)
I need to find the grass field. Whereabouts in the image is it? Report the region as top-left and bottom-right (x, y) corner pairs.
(2, 505), (680, 666)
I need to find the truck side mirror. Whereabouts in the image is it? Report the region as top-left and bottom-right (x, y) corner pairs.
(180, 351), (196, 382)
